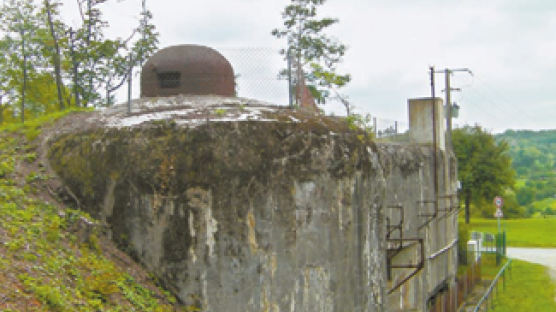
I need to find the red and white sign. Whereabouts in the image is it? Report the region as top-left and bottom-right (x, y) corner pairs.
(494, 196), (504, 218)
(494, 196), (503, 208)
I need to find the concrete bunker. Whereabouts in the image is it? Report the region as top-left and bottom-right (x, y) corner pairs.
(47, 43), (459, 311)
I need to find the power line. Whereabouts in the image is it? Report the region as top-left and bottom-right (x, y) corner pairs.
(465, 86), (538, 125)
(471, 75), (539, 121)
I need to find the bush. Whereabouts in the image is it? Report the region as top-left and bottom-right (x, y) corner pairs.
(458, 222), (470, 265)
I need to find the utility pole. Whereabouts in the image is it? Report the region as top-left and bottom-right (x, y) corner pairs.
(445, 69), (453, 147)
(429, 66), (438, 219)
(433, 68), (472, 148)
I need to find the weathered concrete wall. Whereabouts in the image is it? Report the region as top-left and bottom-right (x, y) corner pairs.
(382, 144), (458, 311)
(47, 97), (457, 312)
(48, 108), (402, 311)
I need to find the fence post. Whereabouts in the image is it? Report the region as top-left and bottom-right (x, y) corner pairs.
(503, 231), (507, 256)
(496, 233), (502, 266)
(503, 270), (506, 291)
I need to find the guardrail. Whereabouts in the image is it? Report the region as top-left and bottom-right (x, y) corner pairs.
(472, 258), (512, 312)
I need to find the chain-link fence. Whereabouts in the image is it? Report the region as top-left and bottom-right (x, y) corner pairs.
(218, 47), (289, 106)
(217, 47), (409, 140)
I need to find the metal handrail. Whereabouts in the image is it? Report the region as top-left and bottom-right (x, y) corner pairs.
(472, 258), (512, 312)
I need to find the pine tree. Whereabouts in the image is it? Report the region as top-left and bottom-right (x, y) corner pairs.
(272, 0), (350, 105)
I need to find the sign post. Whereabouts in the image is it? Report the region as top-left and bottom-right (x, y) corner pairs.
(494, 196), (503, 233)
(494, 196), (504, 265)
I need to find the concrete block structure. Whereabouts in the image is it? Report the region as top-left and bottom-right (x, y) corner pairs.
(409, 98), (446, 151)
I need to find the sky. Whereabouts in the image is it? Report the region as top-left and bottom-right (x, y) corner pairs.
(58, 0), (556, 133)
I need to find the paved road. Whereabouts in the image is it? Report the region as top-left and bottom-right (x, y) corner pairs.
(507, 247), (556, 280)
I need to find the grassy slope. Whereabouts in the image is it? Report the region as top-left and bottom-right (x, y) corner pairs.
(466, 217), (556, 247)
(489, 259), (556, 312)
(0, 111), (191, 311)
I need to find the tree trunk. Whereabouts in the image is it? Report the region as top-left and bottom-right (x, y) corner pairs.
(0, 96), (4, 125)
(45, 0), (65, 111)
(69, 28), (81, 107)
(21, 30), (27, 123)
(86, 0), (93, 106)
(465, 193), (471, 224)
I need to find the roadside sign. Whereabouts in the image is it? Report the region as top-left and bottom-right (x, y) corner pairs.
(494, 208), (503, 218)
(494, 196), (503, 208)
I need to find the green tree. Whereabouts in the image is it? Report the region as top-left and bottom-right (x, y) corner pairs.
(0, 0), (159, 118)
(502, 190), (525, 218)
(0, 0), (44, 122)
(453, 125), (515, 223)
(272, 0), (350, 105)
(102, 0), (158, 106)
(72, 0), (112, 106)
(42, 0), (65, 110)
(0, 39), (16, 124)
(133, 0), (159, 68)
(71, 0), (158, 107)
(516, 185), (536, 206)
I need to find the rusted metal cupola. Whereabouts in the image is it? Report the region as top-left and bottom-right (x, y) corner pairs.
(140, 44), (235, 98)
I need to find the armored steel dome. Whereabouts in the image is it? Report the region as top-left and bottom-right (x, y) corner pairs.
(140, 44), (235, 98)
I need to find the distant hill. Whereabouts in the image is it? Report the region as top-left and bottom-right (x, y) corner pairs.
(496, 129), (556, 216)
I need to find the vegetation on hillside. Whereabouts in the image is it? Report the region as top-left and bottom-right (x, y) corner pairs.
(496, 130), (556, 217)
(0, 110), (190, 311)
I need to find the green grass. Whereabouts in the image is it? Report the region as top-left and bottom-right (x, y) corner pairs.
(465, 217), (556, 247)
(489, 259), (556, 312)
(0, 107), (92, 141)
(480, 254), (504, 279)
(470, 254), (556, 312)
(0, 109), (188, 311)
(463, 219), (556, 310)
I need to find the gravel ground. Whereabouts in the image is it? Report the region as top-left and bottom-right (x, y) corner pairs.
(507, 247), (556, 280)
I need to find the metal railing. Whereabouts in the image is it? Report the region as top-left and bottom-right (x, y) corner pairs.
(472, 258), (512, 312)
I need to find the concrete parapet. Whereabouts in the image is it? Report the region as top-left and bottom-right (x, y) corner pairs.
(408, 98), (445, 151)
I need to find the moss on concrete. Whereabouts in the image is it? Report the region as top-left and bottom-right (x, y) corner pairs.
(48, 116), (377, 214)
